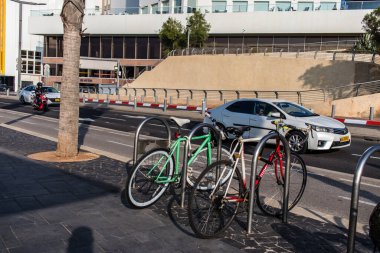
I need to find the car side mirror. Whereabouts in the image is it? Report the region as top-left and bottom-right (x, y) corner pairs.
(270, 112), (281, 118)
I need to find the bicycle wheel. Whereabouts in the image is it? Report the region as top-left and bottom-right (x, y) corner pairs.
(188, 160), (243, 239)
(187, 146), (232, 190)
(126, 148), (174, 208)
(256, 152), (307, 217)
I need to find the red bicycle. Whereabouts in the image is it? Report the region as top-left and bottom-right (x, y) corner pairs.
(187, 121), (308, 239)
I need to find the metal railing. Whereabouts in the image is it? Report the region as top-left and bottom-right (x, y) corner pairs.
(121, 80), (380, 106)
(30, 1), (380, 16)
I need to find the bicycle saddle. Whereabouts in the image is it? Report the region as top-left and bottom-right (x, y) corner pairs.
(170, 117), (190, 127)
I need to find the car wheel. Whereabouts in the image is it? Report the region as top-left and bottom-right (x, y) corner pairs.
(20, 96), (26, 105)
(287, 131), (307, 154)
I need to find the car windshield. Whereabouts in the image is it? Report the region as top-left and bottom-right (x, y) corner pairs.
(41, 87), (59, 93)
(273, 102), (318, 117)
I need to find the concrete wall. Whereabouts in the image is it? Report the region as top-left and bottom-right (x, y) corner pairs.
(304, 94), (380, 119)
(130, 55), (380, 91)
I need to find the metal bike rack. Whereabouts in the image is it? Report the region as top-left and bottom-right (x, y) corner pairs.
(181, 123), (223, 208)
(247, 132), (291, 234)
(133, 117), (172, 166)
(347, 145), (380, 253)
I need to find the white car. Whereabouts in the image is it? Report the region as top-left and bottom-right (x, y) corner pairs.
(18, 85), (61, 105)
(204, 98), (351, 153)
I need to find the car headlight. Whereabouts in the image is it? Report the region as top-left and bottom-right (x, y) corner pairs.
(310, 125), (334, 133)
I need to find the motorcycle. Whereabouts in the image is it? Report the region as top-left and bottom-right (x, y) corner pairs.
(31, 92), (48, 112)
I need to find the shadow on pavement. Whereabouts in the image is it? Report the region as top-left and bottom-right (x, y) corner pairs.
(67, 226), (94, 253)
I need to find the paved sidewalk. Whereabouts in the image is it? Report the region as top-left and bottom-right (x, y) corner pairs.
(0, 127), (374, 252)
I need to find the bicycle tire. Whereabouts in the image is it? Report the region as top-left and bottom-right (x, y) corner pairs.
(126, 148), (174, 208)
(187, 146), (232, 190)
(256, 152), (307, 217)
(188, 160), (243, 239)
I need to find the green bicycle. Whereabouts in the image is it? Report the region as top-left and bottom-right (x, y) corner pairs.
(126, 117), (232, 208)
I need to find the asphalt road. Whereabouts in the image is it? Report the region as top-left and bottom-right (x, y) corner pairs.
(0, 97), (379, 227)
(1, 97), (379, 179)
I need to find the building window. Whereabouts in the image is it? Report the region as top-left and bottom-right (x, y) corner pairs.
(212, 1), (227, 12)
(90, 37), (100, 58)
(187, 0), (196, 13)
(152, 4), (159, 14)
(254, 1), (269, 11)
(113, 37), (124, 58)
(101, 37), (112, 58)
(215, 37), (229, 50)
(149, 37), (160, 59)
(47, 36), (57, 57)
(162, 1), (169, 13)
(174, 0), (182, 13)
(35, 51), (42, 60)
(233, 1), (248, 12)
(57, 37), (63, 57)
(137, 37), (148, 59)
(275, 1), (291, 11)
(81, 37), (89, 57)
(125, 37), (136, 59)
(141, 6), (149, 14)
(35, 62), (41, 74)
(298, 2), (313, 11)
(21, 50), (27, 58)
(319, 2), (337, 10)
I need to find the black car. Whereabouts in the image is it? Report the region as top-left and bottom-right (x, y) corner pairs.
(0, 84), (7, 92)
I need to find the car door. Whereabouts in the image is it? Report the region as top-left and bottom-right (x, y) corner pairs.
(249, 101), (282, 138)
(221, 101), (255, 138)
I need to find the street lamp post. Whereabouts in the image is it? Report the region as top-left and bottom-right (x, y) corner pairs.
(10, 0), (46, 91)
(187, 27), (191, 55)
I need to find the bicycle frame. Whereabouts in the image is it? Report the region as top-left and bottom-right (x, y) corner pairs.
(147, 133), (214, 184)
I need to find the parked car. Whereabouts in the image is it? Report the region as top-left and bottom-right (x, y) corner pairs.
(0, 84), (7, 92)
(204, 98), (351, 153)
(18, 85), (60, 105)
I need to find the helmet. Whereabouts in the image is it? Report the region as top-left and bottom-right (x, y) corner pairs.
(369, 203), (380, 249)
(37, 82), (43, 88)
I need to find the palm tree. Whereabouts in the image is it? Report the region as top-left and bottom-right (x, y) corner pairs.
(56, 0), (85, 157)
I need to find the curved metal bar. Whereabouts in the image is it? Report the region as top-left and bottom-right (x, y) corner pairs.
(133, 117), (171, 166)
(180, 123), (223, 208)
(247, 132), (291, 234)
(347, 145), (380, 253)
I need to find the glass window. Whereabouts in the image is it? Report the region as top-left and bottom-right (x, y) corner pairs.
(298, 2), (313, 11)
(141, 6), (149, 14)
(79, 69), (89, 77)
(47, 36), (57, 57)
(174, 0), (182, 13)
(21, 50), (27, 58)
(21, 60), (27, 73)
(289, 36), (305, 51)
(254, 1), (269, 11)
(215, 37), (229, 50)
(50, 64), (57, 76)
(319, 2), (337, 10)
(27, 61), (34, 74)
(258, 36), (273, 52)
(229, 37), (242, 51)
(233, 1), (248, 12)
(275, 1), (291, 11)
(35, 62), (41, 74)
(90, 37), (100, 58)
(152, 3), (159, 13)
(42, 87), (59, 93)
(205, 37), (215, 48)
(57, 64), (63, 76)
(226, 101), (255, 114)
(273, 36), (288, 52)
(212, 1), (227, 12)
(149, 37), (160, 59)
(80, 37), (89, 57)
(113, 37), (124, 58)
(35, 51), (42, 60)
(101, 37), (112, 58)
(125, 37), (136, 59)
(162, 1), (169, 13)
(187, 0), (196, 12)
(254, 102), (280, 117)
(57, 37), (63, 57)
(273, 102), (314, 117)
(137, 37), (148, 59)
(125, 67), (135, 78)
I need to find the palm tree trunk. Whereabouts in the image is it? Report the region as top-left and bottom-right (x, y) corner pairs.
(56, 0), (84, 158)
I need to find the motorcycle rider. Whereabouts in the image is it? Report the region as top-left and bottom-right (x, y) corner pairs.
(35, 82), (44, 106)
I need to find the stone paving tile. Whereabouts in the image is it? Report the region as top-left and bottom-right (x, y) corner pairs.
(0, 126), (376, 252)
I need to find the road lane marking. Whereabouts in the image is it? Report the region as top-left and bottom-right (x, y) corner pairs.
(0, 102), (10, 104)
(79, 118), (95, 122)
(339, 178), (380, 188)
(21, 121), (37, 125)
(123, 115), (146, 119)
(338, 196), (376, 206)
(352, 153), (380, 160)
(108, 140), (134, 148)
(148, 123), (191, 131)
(96, 116), (126, 121)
